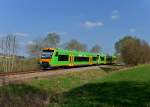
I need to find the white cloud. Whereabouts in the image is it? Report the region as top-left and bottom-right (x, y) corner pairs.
(14, 32), (28, 37)
(27, 41), (34, 45)
(111, 10), (120, 20)
(129, 28), (136, 32)
(47, 31), (67, 36)
(83, 21), (104, 28)
(111, 15), (120, 20)
(0, 32), (28, 37)
(112, 10), (119, 14)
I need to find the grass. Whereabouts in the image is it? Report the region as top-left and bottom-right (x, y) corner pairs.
(30, 68), (108, 92)
(1, 64), (150, 107)
(99, 64), (150, 82)
(0, 84), (49, 107)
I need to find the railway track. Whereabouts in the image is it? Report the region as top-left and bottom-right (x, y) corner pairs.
(0, 65), (124, 86)
(0, 67), (81, 77)
(0, 67), (66, 76)
(0, 65), (100, 77)
(0, 71), (41, 76)
(0, 66), (102, 85)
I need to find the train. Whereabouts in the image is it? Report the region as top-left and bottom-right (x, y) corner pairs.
(39, 48), (117, 68)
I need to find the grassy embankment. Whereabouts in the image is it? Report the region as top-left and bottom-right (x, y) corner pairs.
(1, 64), (150, 107)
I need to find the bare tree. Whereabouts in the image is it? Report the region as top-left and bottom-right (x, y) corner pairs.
(90, 44), (101, 53)
(64, 39), (87, 51)
(0, 37), (5, 72)
(27, 32), (60, 57)
(27, 39), (43, 57)
(0, 34), (17, 72)
(44, 32), (60, 48)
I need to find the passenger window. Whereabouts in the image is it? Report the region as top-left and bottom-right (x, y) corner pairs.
(58, 55), (68, 61)
(55, 52), (58, 56)
(74, 56), (89, 62)
(92, 57), (98, 61)
(100, 56), (104, 61)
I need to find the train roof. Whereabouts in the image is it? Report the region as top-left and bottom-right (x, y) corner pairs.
(42, 48), (98, 56)
(42, 47), (116, 57)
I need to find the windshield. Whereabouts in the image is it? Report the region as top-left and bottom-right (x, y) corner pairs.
(41, 50), (54, 59)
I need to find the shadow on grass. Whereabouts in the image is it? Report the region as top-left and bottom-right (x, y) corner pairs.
(99, 66), (123, 73)
(56, 81), (150, 107)
(1, 81), (150, 107)
(100, 67), (114, 72)
(0, 84), (49, 107)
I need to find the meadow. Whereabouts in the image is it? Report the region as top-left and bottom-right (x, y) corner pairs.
(1, 64), (150, 107)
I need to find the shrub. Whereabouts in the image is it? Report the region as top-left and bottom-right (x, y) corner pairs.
(115, 36), (150, 65)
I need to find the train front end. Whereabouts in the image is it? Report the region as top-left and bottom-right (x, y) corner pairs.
(39, 48), (55, 68)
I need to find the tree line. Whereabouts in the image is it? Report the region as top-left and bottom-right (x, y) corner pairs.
(1, 33), (150, 72)
(0, 33), (101, 72)
(28, 33), (150, 66)
(30, 33), (150, 66)
(27, 32), (101, 57)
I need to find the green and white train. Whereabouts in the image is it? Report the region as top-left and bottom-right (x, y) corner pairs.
(39, 48), (117, 68)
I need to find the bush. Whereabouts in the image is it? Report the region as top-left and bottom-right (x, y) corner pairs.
(14, 58), (40, 72)
(0, 83), (49, 107)
(115, 36), (150, 65)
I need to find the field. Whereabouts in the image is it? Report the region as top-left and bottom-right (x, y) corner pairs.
(0, 64), (150, 107)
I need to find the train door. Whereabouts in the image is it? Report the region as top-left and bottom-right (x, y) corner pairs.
(89, 56), (92, 65)
(69, 55), (74, 66)
(72, 56), (74, 65)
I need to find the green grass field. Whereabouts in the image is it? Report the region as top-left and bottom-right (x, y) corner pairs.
(1, 64), (150, 107)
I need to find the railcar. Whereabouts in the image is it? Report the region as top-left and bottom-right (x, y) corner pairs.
(39, 48), (116, 68)
(105, 55), (117, 64)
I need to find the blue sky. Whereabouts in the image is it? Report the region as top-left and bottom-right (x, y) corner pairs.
(0, 0), (150, 55)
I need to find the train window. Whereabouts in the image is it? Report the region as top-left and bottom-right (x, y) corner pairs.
(41, 51), (53, 59)
(100, 56), (104, 61)
(55, 52), (58, 56)
(58, 55), (68, 61)
(106, 56), (112, 61)
(43, 50), (54, 52)
(74, 56), (89, 62)
(93, 57), (98, 61)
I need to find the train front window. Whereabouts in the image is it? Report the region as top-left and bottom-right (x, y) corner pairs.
(41, 50), (54, 59)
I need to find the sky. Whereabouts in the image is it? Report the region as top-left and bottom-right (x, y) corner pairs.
(0, 0), (150, 55)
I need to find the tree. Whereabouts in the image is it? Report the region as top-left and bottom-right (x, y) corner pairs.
(64, 39), (87, 51)
(0, 34), (18, 72)
(115, 36), (150, 65)
(27, 32), (60, 57)
(115, 36), (133, 54)
(139, 40), (150, 63)
(90, 44), (101, 53)
(120, 37), (141, 65)
(44, 32), (60, 48)
(27, 39), (43, 57)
